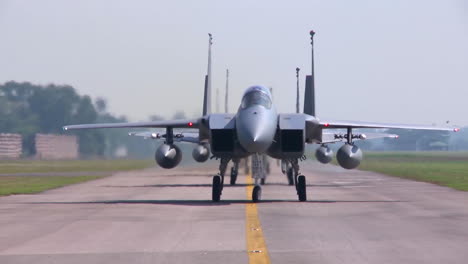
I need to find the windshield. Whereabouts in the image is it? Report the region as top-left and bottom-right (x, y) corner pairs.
(241, 91), (272, 109)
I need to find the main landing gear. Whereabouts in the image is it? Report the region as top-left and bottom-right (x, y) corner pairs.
(288, 159), (307, 201)
(212, 157), (307, 202)
(230, 159), (239, 185)
(212, 157), (230, 202)
(292, 160), (307, 201)
(281, 160), (294, 186)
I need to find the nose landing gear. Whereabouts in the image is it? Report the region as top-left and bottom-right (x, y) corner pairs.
(251, 154), (266, 202)
(252, 185), (262, 202)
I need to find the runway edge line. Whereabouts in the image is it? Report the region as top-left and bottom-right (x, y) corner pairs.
(245, 175), (271, 264)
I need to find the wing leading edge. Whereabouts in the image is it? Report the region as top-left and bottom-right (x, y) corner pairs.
(318, 120), (460, 132)
(63, 119), (199, 131)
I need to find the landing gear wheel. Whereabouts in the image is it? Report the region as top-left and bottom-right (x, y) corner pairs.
(212, 175), (222, 202)
(252, 185), (262, 202)
(287, 168), (294, 186)
(230, 167), (238, 185)
(297, 175), (307, 202)
(260, 178), (265, 185)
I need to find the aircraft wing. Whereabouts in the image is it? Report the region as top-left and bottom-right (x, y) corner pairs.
(128, 131), (200, 143)
(318, 120), (460, 132)
(63, 119), (198, 131)
(321, 132), (398, 144)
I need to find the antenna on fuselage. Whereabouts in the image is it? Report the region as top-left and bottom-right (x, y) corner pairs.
(303, 30), (316, 116)
(296, 67), (300, 113)
(202, 33), (213, 116)
(224, 69), (229, 113)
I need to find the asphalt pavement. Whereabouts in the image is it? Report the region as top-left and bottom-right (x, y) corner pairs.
(1, 160), (467, 263)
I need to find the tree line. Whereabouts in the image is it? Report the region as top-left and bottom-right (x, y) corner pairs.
(0, 81), (156, 158)
(355, 128), (468, 151)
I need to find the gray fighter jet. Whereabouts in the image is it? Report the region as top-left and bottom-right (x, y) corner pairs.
(63, 32), (459, 202)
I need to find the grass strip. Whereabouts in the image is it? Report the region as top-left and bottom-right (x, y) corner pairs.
(0, 159), (154, 174)
(0, 175), (105, 196)
(359, 152), (468, 191)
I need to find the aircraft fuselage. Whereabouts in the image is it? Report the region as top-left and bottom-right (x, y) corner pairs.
(235, 86), (277, 154)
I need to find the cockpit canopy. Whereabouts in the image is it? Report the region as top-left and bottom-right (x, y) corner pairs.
(241, 90), (272, 109)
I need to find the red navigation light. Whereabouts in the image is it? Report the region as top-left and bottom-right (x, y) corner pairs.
(324, 123), (329, 127)
(454, 128), (460, 132)
(188, 122), (193, 127)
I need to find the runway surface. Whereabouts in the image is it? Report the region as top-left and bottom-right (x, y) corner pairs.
(1, 161), (468, 263)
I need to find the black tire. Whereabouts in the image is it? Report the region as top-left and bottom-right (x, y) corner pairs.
(297, 175), (307, 202)
(212, 175), (222, 202)
(230, 167), (237, 185)
(252, 185), (262, 202)
(287, 168), (294, 185)
(260, 178), (265, 185)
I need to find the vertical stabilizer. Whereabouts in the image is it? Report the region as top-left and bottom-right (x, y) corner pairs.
(303, 30), (316, 116)
(224, 69), (229, 113)
(216, 88), (219, 113)
(202, 33), (213, 116)
(303, 75), (314, 116)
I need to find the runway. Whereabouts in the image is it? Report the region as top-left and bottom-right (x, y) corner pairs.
(1, 161), (468, 263)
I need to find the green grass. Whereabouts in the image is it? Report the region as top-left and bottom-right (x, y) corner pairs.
(0, 159), (154, 196)
(0, 175), (104, 196)
(0, 159), (154, 174)
(358, 152), (468, 191)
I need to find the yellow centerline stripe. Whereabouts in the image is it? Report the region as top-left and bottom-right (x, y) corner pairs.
(245, 174), (271, 264)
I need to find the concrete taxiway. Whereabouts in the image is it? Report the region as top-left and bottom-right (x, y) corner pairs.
(1, 161), (468, 263)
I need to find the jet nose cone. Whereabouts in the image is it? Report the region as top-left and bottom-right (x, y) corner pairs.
(238, 122), (274, 153)
(236, 105), (277, 154)
(241, 130), (269, 153)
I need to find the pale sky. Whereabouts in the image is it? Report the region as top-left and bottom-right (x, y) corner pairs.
(1, 0), (467, 126)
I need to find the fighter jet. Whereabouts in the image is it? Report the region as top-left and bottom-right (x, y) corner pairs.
(63, 31), (460, 202)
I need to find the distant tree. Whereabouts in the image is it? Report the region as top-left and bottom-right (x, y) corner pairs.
(172, 111), (186, 120)
(28, 84), (80, 133)
(384, 129), (450, 151)
(95, 97), (107, 113)
(149, 115), (164, 121)
(0, 82), (106, 157)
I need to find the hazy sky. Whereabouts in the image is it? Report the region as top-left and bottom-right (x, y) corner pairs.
(1, 0), (467, 126)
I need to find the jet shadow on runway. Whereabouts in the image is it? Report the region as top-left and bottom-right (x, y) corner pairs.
(102, 183), (251, 188)
(102, 182), (371, 188)
(27, 199), (405, 206)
